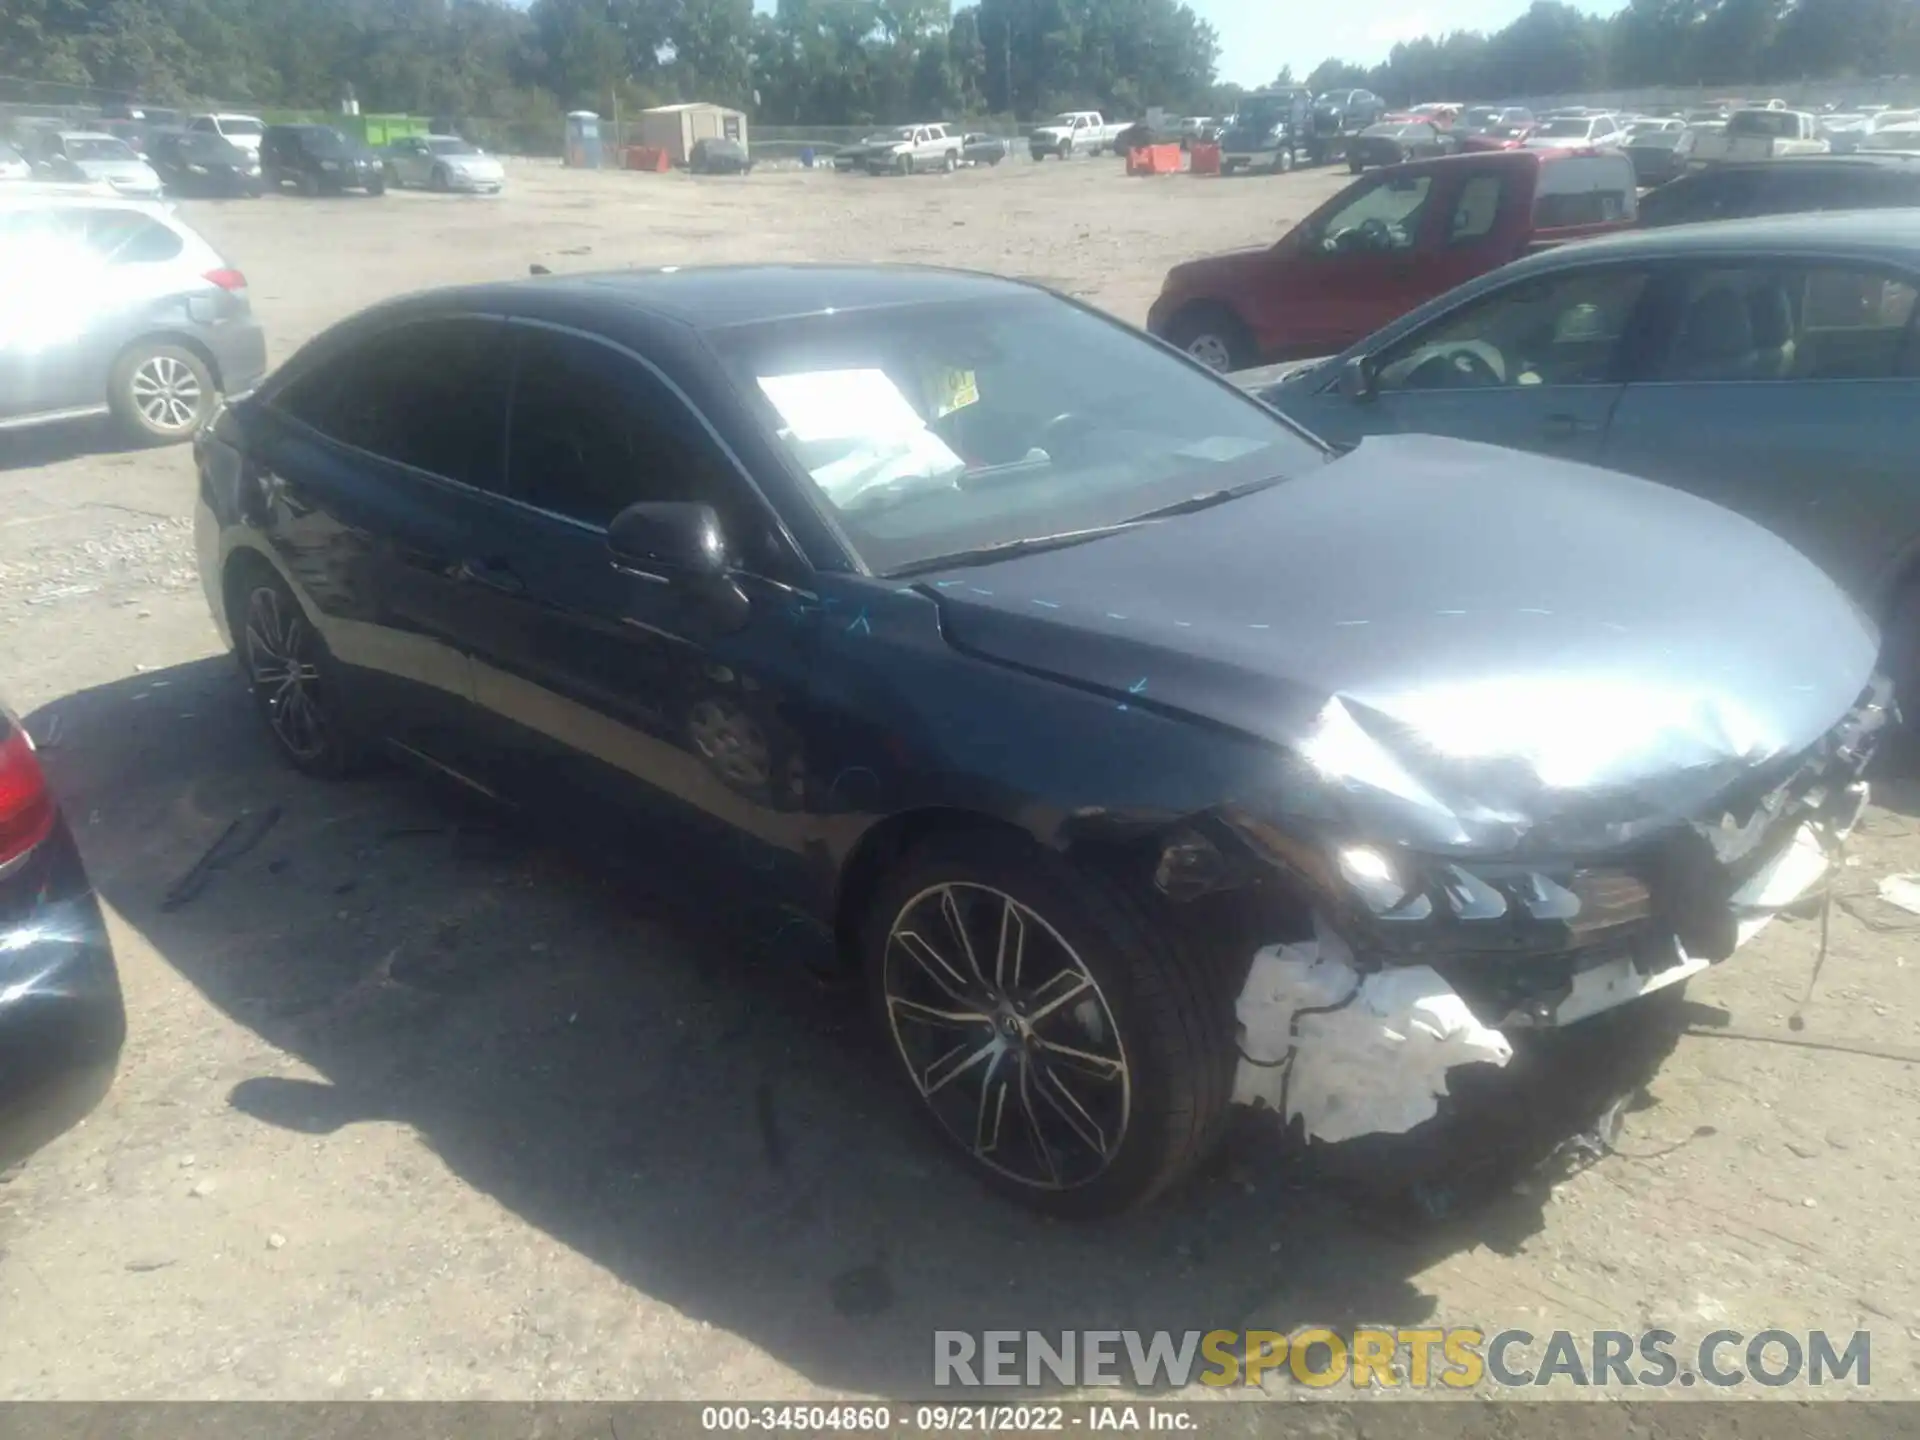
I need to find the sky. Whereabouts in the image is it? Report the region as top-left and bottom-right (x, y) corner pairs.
(1196, 0), (1629, 86)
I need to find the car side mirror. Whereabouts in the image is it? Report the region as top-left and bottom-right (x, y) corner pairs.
(607, 500), (750, 631)
(1337, 355), (1378, 401)
(608, 500), (729, 579)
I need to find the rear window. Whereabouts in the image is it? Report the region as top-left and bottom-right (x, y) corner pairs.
(1728, 110), (1799, 139)
(1533, 153), (1637, 229)
(219, 118), (264, 137)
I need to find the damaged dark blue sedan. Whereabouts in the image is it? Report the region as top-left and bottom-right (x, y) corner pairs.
(192, 265), (1885, 1216)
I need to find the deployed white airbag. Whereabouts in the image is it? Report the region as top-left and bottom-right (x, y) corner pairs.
(1231, 919), (1513, 1144)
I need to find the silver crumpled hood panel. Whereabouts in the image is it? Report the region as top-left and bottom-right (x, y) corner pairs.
(925, 435), (1881, 856)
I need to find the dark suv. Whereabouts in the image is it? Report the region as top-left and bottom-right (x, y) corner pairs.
(1638, 153), (1920, 228)
(259, 124), (386, 196)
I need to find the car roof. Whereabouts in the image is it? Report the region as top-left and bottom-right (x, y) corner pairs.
(397, 264), (1047, 333)
(0, 189), (167, 214)
(1530, 207), (1920, 265)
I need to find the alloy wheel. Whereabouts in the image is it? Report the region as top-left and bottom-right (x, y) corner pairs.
(882, 881), (1131, 1191)
(1185, 334), (1234, 371)
(244, 585), (328, 761)
(688, 698), (771, 789)
(129, 354), (204, 434)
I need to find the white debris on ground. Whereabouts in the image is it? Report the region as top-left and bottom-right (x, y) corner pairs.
(1230, 916), (1513, 1144)
(1876, 872), (1920, 916)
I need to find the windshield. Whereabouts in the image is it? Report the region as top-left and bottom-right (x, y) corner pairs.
(1235, 96), (1291, 129)
(1728, 110), (1798, 138)
(428, 137), (480, 155)
(1536, 118), (1593, 138)
(297, 127), (351, 155)
(708, 295), (1323, 575)
(65, 136), (138, 162)
(887, 127), (917, 140)
(181, 133), (245, 160)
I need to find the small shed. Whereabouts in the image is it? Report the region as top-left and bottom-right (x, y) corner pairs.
(638, 102), (748, 166)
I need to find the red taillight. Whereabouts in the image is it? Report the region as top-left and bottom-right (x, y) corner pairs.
(0, 726), (56, 867)
(204, 267), (247, 292)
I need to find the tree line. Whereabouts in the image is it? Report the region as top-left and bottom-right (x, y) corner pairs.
(3, 0), (1915, 144)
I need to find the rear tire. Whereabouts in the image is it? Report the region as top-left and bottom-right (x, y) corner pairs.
(1349, 156), (1365, 174)
(943, 150), (958, 173)
(108, 342), (213, 446)
(231, 565), (374, 780)
(862, 831), (1239, 1218)
(1163, 304), (1255, 373)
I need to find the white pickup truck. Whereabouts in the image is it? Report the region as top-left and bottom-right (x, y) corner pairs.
(1683, 107), (1830, 168)
(1028, 111), (1128, 160)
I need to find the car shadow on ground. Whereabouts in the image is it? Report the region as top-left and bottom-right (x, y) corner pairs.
(0, 421), (142, 473)
(26, 657), (1692, 1397)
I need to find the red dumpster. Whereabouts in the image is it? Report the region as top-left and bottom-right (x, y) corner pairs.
(1189, 142), (1221, 176)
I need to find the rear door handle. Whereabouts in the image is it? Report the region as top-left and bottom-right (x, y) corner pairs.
(1543, 413), (1599, 440)
(456, 557), (525, 595)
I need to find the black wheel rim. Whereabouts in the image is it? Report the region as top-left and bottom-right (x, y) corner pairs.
(883, 882), (1131, 1191)
(244, 585), (328, 761)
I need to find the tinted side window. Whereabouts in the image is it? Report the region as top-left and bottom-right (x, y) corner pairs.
(1447, 174), (1506, 244)
(274, 317), (511, 489)
(1654, 265), (1919, 382)
(1310, 174), (1434, 253)
(85, 210), (183, 264)
(1376, 267), (1651, 391)
(505, 327), (777, 567)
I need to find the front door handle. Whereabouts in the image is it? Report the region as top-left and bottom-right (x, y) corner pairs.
(1543, 413), (1599, 440)
(456, 557), (525, 595)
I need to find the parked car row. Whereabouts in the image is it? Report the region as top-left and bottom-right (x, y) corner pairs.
(2, 111), (506, 200)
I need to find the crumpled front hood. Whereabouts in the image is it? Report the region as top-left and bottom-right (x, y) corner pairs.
(923, 435), (1879, 855)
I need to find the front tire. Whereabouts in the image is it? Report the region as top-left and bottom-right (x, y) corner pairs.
(108, 342), (213, 445)
(234, 568), (371, 779)
(862, 832), (1237, 1217)
(1272, 147), (1295, 174)
(1164, 304), (1255, 373)
(1349, 156), (1365, 174)
(430, 164), (449, 192)
(297, 170), (320, 197)
(943, 150), (958, 172)
(900, 153), (915, 176)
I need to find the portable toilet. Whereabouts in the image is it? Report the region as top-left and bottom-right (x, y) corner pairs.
(564, 111), (603, 168)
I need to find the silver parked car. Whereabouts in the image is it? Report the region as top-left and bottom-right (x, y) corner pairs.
(0, 191), (267, 444)
(23, 130), (163, 198)
(1253, 210), (1920, 705)
(381, 133), (505, 192)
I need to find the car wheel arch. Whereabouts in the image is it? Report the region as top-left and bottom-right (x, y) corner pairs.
(833, 807), (1035, 967)
(115, 329), (223, 394)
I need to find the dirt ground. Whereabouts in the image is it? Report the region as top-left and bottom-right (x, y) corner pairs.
(0, 156), (1917, 1403)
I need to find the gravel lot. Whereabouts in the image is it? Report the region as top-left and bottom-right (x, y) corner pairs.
(0, 156), (1916, 1403)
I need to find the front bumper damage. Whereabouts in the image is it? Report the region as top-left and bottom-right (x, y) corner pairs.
(1226, 676), (1886, 1147)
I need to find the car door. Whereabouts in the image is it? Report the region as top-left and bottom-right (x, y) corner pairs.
(1280, 260), (1654, 463)
(0, 205), (92, 421)
(1597, 260), (1920, 603)
(246, 314), (514, 760)
(461, 320), (823, 906)
(1254, 168), (1451, 354)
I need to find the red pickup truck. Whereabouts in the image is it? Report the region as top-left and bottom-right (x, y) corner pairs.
(1146, 147), (1639, 371)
